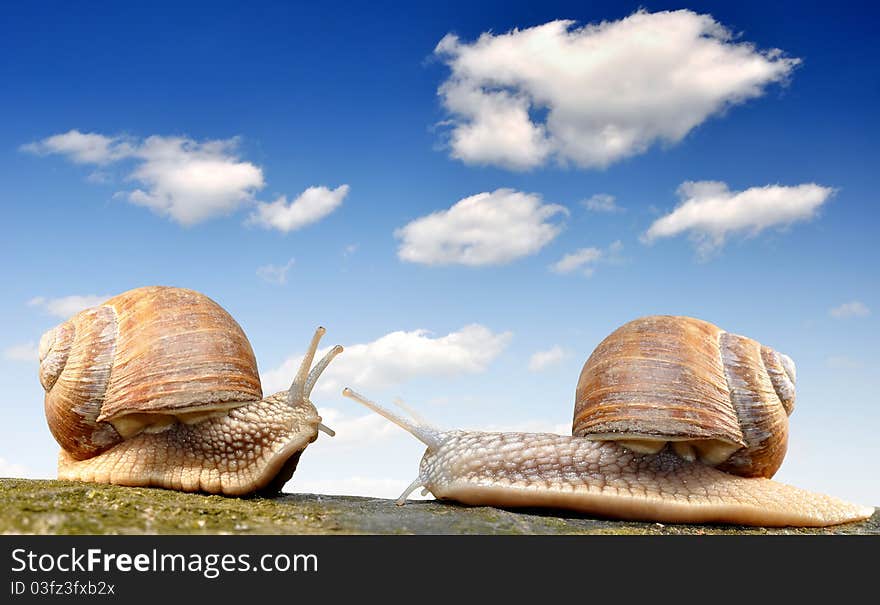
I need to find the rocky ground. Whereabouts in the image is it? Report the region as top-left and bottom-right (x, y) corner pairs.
(1, 478), (876, 535)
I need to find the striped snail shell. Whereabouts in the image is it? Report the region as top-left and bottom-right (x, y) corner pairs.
(40, 286), (263, 458)
(573, 315), (796, 478)
(38, 285), (341, 495)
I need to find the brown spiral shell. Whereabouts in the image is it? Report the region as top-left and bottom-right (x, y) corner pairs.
(40, 286), (262, 460)
(572, 316), (796, 478)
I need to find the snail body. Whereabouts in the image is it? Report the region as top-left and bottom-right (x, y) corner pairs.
(40, 286), (341, 496)
(342, 315), (873, 527)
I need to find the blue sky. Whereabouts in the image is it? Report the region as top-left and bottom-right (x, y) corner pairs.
(1, 1), (877, 506)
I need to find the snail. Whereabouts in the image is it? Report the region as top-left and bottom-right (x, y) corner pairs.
(39, 286), (342, 496)
(342, 316), (873, 527)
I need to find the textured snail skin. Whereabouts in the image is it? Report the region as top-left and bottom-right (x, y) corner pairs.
(343, 389), (873, 527)
(420, 432), (872, 527)
(57, 391), (322, 496)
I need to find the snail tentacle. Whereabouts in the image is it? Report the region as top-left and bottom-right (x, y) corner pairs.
(342, 388), (443, 449)
(304, 344), (344, 398)
(396, 477), (427, 506)
(288, 327), (326, 405)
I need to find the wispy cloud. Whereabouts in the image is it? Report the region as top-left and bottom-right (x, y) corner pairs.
(527, 345), (567, 372)
(28, 294), (109, 318)
(829, 301), (871, 319)
(395, 188), (567, 266)
(256, 258), (296, 285)
(583, 193), (622, 213)
(434, 10), (799, 170)
(3, 342), (39, 362)
(22, 130), (346, 229)
(21, 130), (132, 164)
(262, 324), (513, 395)
(643, 181), (834, 257)
(550, 248), (602, 276)
(550, 240), (623, 277)
(247, 185), (349, 233)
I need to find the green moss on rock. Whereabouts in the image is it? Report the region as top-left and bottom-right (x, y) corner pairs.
(0, 478), (876, 535)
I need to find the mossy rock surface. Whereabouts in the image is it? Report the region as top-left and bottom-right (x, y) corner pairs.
(1, 478), (876, 535)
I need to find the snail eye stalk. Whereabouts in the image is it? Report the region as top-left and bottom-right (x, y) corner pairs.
(342, 388), (443, 450)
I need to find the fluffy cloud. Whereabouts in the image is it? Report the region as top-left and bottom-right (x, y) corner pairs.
(829, 301), (871, 319)
(256, 258), (296, 285)
(22, 130), (345, 228)
(125, 136), (264, 224)
(395, 189), (567, 266)
(3, 342), (39, 362)
(247, 185), (349, 233)
(583, 193), (622, 213)
(29, 294), (109, 318)
(643, 181), (834, 256)
(527, 346), (567, 372)
(262, 324), (512, 395)
(434, 10), (799, 170)
(550, 240), (622, 277)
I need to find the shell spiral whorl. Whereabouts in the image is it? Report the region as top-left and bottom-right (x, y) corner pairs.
(39, 286), (262, 461)
(572, 316), (796, 478)
(41, 306), (120, 460)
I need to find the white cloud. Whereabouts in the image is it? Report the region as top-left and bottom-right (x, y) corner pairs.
(29, 294), (109, 318)
(550, 240), (623, 277)
(643, 181), (834, 256)
(583, 193), (622, 213)
(3, 342), (39, 362)
(247, 185), (349, 233)
(21, 130), (131, 164)
(126, 136), (264, 225)
(23, 130), (345, 228)
(527, 346), (567, 372)
(550, 247), (603, 276)
(262, 324), (512, 395)
(256, 258), (296, 285)
(395, 188), (567, 266)
(0, 457), (35, 478)
(434, 10), (799, 170)
(24, 131), (264, 225)
(343, 243), (359, 256)
(829, 301), (871, 319)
